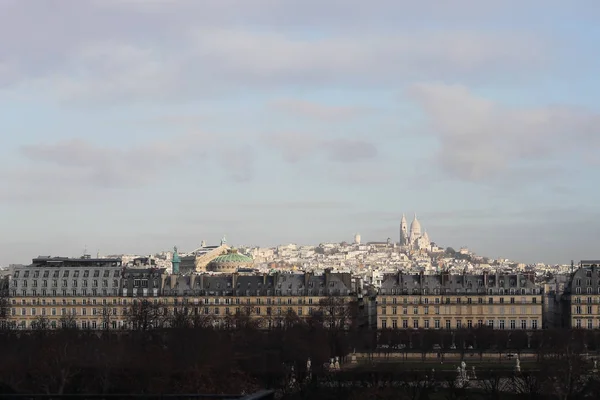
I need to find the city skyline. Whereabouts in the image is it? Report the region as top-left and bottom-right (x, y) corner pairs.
(1, 1), (599, 266)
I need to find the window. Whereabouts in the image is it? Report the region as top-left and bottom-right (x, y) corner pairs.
(456, 320), (462, 329)
(510, 320), (516, 329)
(445, 320), (451, 330)
(467, 320), (472, 329)
(413, 319), (418, 329)
(434, 319), (440, 329)
(576, 319), (582, 328)
(392, 319), (398, 329)
(588, 319), (593, 329)
(402, 319), (408, 328)
(424, 319), (430, 329)
(488, 320), (494, 329)
(531, 320), (538, 329)
(499, 320), (505, 329)
(381, 320), (387, 329)
(521, 320), (527, 329)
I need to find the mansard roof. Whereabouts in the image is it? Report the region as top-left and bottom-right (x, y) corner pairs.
(157, 272), (353, 297)
(379, 272), (537, 295)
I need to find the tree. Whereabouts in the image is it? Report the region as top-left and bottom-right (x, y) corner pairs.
(0, 276), (10, 330)
(101, 303), (118, 330)
(317, 296), (355, 330)
(125, 299), (164, 330)
(59, 312), (78, 330)
(32, 315), (51, 331)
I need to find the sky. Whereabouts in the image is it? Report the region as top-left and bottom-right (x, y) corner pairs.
(1, 0), (599, 266)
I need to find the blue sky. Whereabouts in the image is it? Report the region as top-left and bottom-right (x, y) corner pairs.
(1, 0), (599, 266)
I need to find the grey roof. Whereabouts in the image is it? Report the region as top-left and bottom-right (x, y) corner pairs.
(158, 272), (353, 297)
(565, 266), (600, 294)
(380, 272), (538, 295)
(11, 260), (123, 297)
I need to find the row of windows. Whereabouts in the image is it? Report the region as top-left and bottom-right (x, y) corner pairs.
(573, 305), (600, 314)
(573, 287), (600, 294)
(13, 279), (119, 288)
(575, 319), (600, 329)
(10, 296), (339, 307)
(12, 289), (119, 297)
(380, 296), (538, 305)
(380, 287), (538, 295)
(379, 318), (539, 330)
(380, 306), (538, 315)
(13, 269), (119, 279)
(10, 306), (323, 318)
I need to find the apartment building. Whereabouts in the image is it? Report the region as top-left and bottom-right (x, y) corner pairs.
(377, 271), (542, 330)
(563, 260), (600, 329)
(6, 256), (354, 330)
(8, 256), (124, 329)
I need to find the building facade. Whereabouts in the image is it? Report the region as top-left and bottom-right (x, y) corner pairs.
(377, 271), (542, 330)
(563, 260), (600, 329)
(5, 256), (354, 330)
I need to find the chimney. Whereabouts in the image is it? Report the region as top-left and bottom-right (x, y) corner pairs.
(419, 270), (424, 285)
(232, 273), (238, 291)
(483, 270), (488, 286)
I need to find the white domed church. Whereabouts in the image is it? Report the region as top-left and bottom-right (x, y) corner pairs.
(400, 213), (431, 251)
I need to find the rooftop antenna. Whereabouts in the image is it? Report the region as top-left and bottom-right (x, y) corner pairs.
(571, 260), (575, 274)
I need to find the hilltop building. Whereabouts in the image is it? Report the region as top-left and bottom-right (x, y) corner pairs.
(400, 214), (431, 252)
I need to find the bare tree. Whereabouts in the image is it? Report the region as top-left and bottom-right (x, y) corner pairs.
(125, 299), (164, 330)
(0, 276), (10, 330)
(100, 304), (118, 330)
(479, 369), (507, 400)
(512, 371), (543, 400)
(32, 315), (51, 331)
(59, 312), (78, 330)
(317, 296), (355, 330)
(169, 306), (192, 329)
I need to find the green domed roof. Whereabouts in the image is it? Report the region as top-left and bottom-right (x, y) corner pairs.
(211, 249), (253, 264)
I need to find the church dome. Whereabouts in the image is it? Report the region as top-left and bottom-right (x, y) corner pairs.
(410, 214), (422, 235)
(207, 249), (253, 273)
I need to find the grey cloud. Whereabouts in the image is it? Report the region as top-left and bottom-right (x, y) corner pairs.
(324, 139), (378, 163)
(1, 133), (254, 204)
(263, 133), (378, 164)
(408, 83), (600, 182)
(271, 99), (373, 121)
(222, 201), (352, 210)
(20, 138), (181, 187)
(216, 145), (255, 183)
(0, 1), (560, 103)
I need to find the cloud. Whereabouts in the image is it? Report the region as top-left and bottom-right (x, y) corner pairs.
(19, 138), (183, 187)
(0, 0), (554, 103)
(408, 83), (600, 182)
(0, 132), (255, 204)
(271, 99), (373, 121)
(216, 145), (255, 182)
(263, 133), (378, 163)
(225, 201), (351, 210)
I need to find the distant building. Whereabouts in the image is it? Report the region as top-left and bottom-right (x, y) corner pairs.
(563, 260), (600, 329)
(377, 271), (542, 330)
(399, 213), (431, 252)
